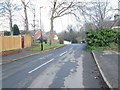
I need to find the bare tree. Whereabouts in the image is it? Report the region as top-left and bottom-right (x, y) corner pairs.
(21, 0), (30, 33)
(0, 0), (20, 35)
(29, 2), (36, 41)
(77, 0), (114, 29)
(48, 0), (77, 45)
(31, 8), (36, 42)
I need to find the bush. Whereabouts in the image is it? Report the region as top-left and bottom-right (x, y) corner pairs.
(12, 24), (20, 35)
(85, 28), (119, 50)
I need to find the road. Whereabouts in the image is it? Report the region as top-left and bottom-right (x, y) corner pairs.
(2, 44), (103, 88)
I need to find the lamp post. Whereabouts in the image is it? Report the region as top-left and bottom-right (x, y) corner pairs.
(40, 6), (43, 51)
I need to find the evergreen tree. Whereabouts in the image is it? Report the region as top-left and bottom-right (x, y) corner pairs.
(13, 24), (20, 35)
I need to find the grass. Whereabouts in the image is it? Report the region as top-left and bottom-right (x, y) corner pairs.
(31, 43), (64, 51)
(86, 43), (119, 52)
(86, 46), (110, 51)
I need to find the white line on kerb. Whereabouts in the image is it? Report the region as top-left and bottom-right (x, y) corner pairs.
(28, 58), (54, 74)
(59, 51), (68, 56)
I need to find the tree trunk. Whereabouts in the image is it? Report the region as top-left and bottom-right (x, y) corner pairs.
(49, 17), (54, 45)
(9, 10), (13, 36)
(24, 5), (29, 33)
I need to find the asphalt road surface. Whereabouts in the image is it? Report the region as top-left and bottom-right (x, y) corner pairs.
(2, 44), (103, 88)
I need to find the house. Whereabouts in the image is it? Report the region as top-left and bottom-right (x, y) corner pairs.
(84, 23), (96, 30)
(112, 13), (120, 30)
(20, 30), (47, 42)
(29, 30), (47, 43)
(84, 14), (120, 30)
(46, 31), (59, 44)
(21, 30), (59, 44)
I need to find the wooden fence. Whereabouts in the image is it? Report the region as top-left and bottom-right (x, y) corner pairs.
(24, 34), (32, 48)
(0, 34), (32, 51)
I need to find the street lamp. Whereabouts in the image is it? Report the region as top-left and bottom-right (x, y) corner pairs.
(40, 6), (44, 51)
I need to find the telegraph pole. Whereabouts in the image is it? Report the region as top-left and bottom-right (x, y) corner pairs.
(40, 7), (43, 51)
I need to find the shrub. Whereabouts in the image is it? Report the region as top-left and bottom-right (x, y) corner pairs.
(12, 24), (20, 35)
(85, 28), (119, 49)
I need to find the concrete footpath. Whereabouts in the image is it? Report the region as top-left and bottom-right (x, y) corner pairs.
(1, 48), (40, 65)
(92, 50), (119, 89)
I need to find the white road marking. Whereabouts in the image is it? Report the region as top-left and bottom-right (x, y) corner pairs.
(59, 51), (68, 56)
(69, 47), (73, 51)
(28, 58), (54, 74)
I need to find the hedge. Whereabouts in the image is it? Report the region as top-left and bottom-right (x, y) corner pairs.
(85, 28), (119, 48)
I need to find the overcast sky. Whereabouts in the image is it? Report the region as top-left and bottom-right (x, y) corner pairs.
(0, 0), (118, 33)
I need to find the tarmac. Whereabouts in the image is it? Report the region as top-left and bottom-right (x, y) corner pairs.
(0, 46), (119, 89)
(1, 46), (63, 65)
(92, 50), (119, 89)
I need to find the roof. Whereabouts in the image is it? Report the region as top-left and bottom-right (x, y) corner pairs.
(20, 30), (59, 40)
(85, 23), (96, 30)
(33, 30), (47, 40)
(84, 20), (120, 30)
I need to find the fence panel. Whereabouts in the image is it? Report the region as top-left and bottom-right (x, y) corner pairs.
(0, 35), (32, 51)
(0, 37), (2, 51)
(24, 34), (32, 48)
(0, 36), (21, 51)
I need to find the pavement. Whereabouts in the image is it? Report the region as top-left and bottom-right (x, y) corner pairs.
(92, 50), (119, 89)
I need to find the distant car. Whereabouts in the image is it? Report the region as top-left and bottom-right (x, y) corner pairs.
(81, 40), (86, 43)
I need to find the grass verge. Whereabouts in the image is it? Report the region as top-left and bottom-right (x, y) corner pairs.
(31, 43), (64, 51)
(86, 43), (119, 52)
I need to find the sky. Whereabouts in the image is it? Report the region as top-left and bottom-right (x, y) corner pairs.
(0, 0), (118, 33)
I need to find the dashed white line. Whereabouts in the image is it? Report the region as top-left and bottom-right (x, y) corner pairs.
(28, 58), (54, 74)
(69, 47), (73, 51)
(59, 51), (68, 56)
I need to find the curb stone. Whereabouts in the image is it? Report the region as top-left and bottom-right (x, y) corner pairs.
(1, 45), (65, 65)
(91, 51), (113, 90)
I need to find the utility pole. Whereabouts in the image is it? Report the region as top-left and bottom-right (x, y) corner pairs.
(33, 8), (36, 43)
(40, 6), (43, 51)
